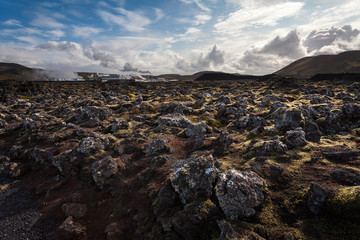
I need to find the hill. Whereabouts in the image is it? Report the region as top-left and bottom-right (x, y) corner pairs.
(158, 71), (220, 81)
(159, 71), (258, 81)
(275, 51), (360, 78)
(195, 72), (258, 81)
(0, 62), (36, 81)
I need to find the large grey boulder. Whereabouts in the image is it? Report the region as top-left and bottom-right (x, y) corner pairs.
(185, 121), (207, 139)
(284, 128), (307, 149)
(145, 138), (170, 156)
(170, 153), (218, 204)
(77, 133), (111, 155)
(330, 168), (360, 186)
(254, 139), (288, 156)
(216, 170), (265, 219)
(110, 119), (129, 133)
(304, 121), (321, 142)
(236, 114), (266, 130)
(75, 106), (112, 127)
(275, 108), (305, 131)
(92, 156), (119, 189)
(158, 114), (191, 128)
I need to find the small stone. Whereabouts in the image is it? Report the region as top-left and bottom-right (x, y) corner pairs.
(61, 203), (88, 218)
(56, 216), (87, 240)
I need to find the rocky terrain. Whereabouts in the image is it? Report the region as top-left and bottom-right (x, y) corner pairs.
(1, 76), (360, 240)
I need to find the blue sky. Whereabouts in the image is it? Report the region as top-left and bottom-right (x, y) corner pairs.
(1, 0), (360, 74)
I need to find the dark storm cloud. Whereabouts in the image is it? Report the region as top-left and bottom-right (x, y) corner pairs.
(258, 30), (305, 59)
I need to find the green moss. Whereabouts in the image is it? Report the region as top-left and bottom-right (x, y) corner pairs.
(326, 186), (360, 221)
(258, 195), (280, 226)
(200, 199), (216, 215)
(305, 187), (360, 240)
(128, 93), (136, 101)
(19, 95), (32, 100)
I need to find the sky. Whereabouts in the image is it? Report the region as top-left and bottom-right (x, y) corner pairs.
(1, 0), (360, 75)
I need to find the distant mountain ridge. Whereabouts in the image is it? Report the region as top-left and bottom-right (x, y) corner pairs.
(0, 62), (35, 81)
(275, 51), (360, 78)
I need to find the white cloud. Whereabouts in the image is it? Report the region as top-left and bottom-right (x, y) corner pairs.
(13, 36), (40, 44)
(98, 8), (151, 32)
(194, 14), (211, 25)
(72, 26), (102, 38)
(176, 27), (203, 42)
(232, 50), (284, 75)
(3, 19), (22, 27)
(48, 30), (66, 38)
(179, 0), (211, 12)
(153, 8), (165, 22)
(304, 25), (360, 53)
(298, 0), (360, 34)
(30, 14), (65, 29)
(229, 29), (306, 75)
(214, 2), (304, 36)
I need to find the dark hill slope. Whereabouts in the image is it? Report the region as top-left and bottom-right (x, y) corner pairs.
(195, 72), (258, 81)
(0, 62), (35, 80)
(275, 51), (360, 78)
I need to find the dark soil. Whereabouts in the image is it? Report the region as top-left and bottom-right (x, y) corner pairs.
(0, 174), (57, 240)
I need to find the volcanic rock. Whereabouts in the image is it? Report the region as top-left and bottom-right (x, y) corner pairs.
(216, 170), (265, 219)
(170, 152), (218, 204)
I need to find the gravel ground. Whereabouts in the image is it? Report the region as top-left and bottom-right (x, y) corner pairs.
(0, 174), (58, 240)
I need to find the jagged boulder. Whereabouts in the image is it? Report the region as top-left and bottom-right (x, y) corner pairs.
(215, 131), (233, 152)
(61, 203), (88, 219)
(236, 114), (266, 130)
(0, 118), (7, 129)
(185, 121), (207, 139)
(77, 133), (111, 155)
(217, 220), (241, 240)
(261, 95), (281, 107)
(170, 152), (219, 204)
(145, 138), (170, 156)
(216, 170), (265, 219)
(330, 168), (360, 186)
(253, 139), (288, 156)
(56, 216), (87, 240)
(110, 119), (129, 133)
(158, 114), (191, 128)
(216, 95), (231, 105)
(159, 102), (190, 115)
(275, 108), (305, 131)
(217, 106), (247, 119)
(92, 156), (119, 189)
(342, 103), (360, 119)
(74, 106), (112, 127)
(308, 183), (328, 215)
(21, 117), (36, 130)
(30, 148), (53, 164)
(321, 109), (348, 134)
(304, 121), (321, 142)
(284, 128), (307, 149)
